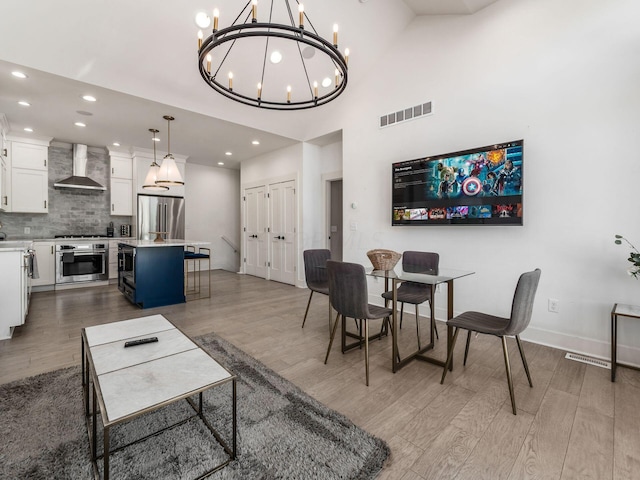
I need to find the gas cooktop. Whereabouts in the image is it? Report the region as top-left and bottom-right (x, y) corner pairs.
(54, 234), (106, 239)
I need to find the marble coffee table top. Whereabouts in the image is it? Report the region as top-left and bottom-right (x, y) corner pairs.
(84, 314), (233, 425)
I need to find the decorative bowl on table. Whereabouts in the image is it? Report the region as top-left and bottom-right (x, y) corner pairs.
(367, 249), (401, 271)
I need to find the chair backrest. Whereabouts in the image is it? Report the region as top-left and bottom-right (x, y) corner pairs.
(506, 268), (542, 336)
(326, 260), (369, 319)
(403, 251), (439, 275)
(303, 249), (331, 288)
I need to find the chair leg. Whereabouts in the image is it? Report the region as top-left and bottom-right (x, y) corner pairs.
(328, 297), (332, 333)
(364, 320), (370, 386)
(400, 303), (404, 329)
(501, 336), (517, 415)
(463, 330), (472, 366)
(324, 312), (341, 364)
(516, 335), (533, 388)
(440, 327), (460, 384)
(415, 304), (421, 350)
(301, 291), (314, 328)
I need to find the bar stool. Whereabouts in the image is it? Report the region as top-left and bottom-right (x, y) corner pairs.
(184, 246), (211, 299)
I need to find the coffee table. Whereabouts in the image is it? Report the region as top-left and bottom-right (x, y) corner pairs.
(81, 314), (236, 479)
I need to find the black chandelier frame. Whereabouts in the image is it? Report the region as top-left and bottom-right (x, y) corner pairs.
(197, 0), (348, 111)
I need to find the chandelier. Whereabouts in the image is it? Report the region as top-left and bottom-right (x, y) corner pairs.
(196, 0), (349, 110)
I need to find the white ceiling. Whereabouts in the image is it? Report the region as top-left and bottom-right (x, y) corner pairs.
(0, 0), (498, 168)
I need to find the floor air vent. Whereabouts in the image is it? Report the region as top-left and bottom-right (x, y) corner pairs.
(380, 101), (432, 128)
(565, 352), (611, 369)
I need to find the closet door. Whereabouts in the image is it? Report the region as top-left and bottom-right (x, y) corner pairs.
(269, 180), (296, 285)
(244, 185), (268, 279)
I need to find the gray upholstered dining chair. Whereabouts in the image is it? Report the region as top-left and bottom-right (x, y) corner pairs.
(440, 268), (541, 415)
(301, 249), (331, 329)
(381, 251), (439, 347)
(324, 260), (394, 386)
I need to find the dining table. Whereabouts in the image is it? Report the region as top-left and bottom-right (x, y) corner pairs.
(367, 266), (475, 373)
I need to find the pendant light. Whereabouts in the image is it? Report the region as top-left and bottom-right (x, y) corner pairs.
(156, 115), (184, 186)
(142, 128), (169, 191)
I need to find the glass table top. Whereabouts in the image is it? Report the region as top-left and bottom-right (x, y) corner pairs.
(366, 266), (475, 285)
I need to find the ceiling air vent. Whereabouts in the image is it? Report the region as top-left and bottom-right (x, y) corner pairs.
(379, 101), (433, 128)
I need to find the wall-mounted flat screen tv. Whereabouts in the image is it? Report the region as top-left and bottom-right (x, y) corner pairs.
(392, 140), (524, 226)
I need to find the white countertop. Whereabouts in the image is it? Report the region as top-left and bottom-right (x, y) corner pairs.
(116, 239), (210, 248)
(0, 241), (33, 252)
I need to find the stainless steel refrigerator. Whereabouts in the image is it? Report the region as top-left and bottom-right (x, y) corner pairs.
(137, 194), (185, 241)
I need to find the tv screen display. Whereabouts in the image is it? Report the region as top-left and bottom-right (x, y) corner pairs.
(392, 140), (524, 226)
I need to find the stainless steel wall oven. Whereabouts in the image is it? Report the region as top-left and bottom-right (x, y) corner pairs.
(56, 242), (108, 284)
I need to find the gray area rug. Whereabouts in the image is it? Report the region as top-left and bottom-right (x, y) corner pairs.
(0, 332), (389, 479)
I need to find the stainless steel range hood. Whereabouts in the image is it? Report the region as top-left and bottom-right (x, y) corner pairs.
(54, 144), (106, 191)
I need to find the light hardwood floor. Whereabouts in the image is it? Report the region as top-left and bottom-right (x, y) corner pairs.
(2, 270), (639, 479)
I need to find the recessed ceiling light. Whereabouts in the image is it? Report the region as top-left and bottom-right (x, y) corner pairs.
(18, 100), (30, 107)
(24, 127), (33, 132)
(321, 77), (332, 88)
(270, 51), (283, 64)
(112, 142), (121, 147)
(195, 12), (211, 28)
(252, 140), (260, 145)
(74, 122), (86, 127)
(12, 71), (27, 79)
(82, 95), (97, 102)
(218, 162), (224, 166)
(153, 137), (160, 142)
(225, 151), (232, 156)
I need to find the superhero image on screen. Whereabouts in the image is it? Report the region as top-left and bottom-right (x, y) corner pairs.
(392, 140), (524, 226)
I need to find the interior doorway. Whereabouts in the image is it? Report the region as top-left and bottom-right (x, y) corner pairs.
(328, 179), (343, 261)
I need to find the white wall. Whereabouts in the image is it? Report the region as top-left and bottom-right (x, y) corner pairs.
(336, 0), (640, 365)
(185, 163), (240, 272)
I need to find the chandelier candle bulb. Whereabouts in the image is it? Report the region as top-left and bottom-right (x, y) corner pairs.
(299, 4), (304, 28)
(333, 24), (338, 47)
(229, 72), (233, 90)
(335, 68), (339, 88)
(252, 0), (257, 22)
(213, 9), (219, 31)
(206, 54), (212, 74)
(313, 81), (318, 98)
(345, 48), (349, 66)
(257, 82), (262, 99)
(287, 85), (292, 103)
(198, 30), (203, 49)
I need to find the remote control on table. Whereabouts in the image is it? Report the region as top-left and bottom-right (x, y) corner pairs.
(124, 337), (158, 347)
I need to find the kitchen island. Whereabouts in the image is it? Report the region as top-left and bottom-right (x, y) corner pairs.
(117, 240), (210, 309)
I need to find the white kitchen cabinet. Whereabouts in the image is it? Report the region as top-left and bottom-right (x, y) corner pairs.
(0, 155), (6, 211)
(111, 178), (133, 215)
(11, 168), (48, 213)
(7, 136), (52, 214)
(110, 152), (133, 216)
(11, 141), (48, 171)
(108, 239), (119, 282)
(111, 156), (132, 179)
(32, 241), (56, 287)
(0, 247), (31, 339)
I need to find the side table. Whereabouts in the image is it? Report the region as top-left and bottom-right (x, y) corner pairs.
(611, 303), (640, 382)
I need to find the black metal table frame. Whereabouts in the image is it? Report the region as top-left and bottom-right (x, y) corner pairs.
(81, 329), (237, 480)
(366, 268), (473, 374)
(610, 303), (640, 382)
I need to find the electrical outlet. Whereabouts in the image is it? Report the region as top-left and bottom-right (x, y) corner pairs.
(24, 227), (31, 234)
(548, 298), (560, 313)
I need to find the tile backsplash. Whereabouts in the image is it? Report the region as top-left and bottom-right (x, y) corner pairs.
(0, 142), (132, 239)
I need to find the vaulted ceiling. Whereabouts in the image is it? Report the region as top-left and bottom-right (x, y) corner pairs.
(0, 0), (499, 167)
